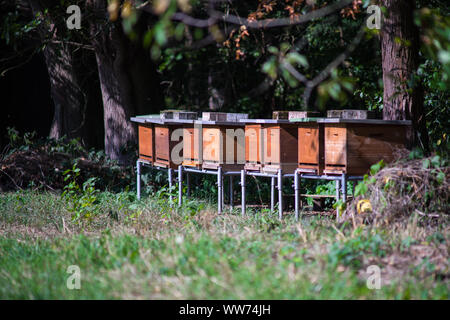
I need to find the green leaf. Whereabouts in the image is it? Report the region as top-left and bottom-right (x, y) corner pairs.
(286, 52), (309, 68)
(354, 182), (368, 197)
(436, 171), (445, 184)
(370, 160), (385, 175)
(431, 155), (441, 168)
(262, 57), (277, 79)
(268, 46), (279, 55)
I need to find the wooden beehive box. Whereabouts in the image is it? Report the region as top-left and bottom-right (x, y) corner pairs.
(131, 115), (197, 169)
(131, 115), (160, 163)
(320, 119), (411, 175)
(182, 124), (202, 168)
(243, 120), (298, 174)
(153, 123), (186, 169)
(199, 117), (247, 171)
(138, 124), (154, 163)
(244, 123), (263, 171)
(290, 118), (325, 174)
(262, 122), (298, 174)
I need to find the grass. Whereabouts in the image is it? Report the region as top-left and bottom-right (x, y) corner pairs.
(0, 190), (448, 299)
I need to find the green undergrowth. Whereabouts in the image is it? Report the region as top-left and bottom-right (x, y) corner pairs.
(0, 190), (448, 299)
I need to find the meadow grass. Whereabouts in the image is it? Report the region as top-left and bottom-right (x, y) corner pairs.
(0, 190), (448, 299)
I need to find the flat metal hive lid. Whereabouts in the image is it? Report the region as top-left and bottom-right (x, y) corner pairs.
(317, 118), (412, 125)
(239, 119), (292, 124)
(289, 117), (324, 122)
(194, 120), (246, 126)
(130, 116), (196, 124)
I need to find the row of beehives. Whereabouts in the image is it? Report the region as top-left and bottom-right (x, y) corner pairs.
(131, 111), (411, 176)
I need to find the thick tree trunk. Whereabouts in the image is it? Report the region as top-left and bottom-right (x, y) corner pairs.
(381, 0), (429, 151)
(88, 0), (163, 164)
(92, 27), (135, 164)
(28, 0), (86, 142)
(44, 44), (86, 140)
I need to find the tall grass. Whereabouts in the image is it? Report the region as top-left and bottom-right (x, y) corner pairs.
(0, 190), (448, 299)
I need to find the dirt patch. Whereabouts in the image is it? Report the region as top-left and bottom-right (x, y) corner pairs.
(0, 144), (132, 192)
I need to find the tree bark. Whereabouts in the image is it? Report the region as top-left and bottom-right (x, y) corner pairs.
(380, 0), (429, 151)
(88, 0), (163, 164)
(92, 25), (135, 164)
(28, 0), (87, 142)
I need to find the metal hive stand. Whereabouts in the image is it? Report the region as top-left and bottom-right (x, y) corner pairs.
(136, 159), (364, 220)
(136, 159), (241, 214)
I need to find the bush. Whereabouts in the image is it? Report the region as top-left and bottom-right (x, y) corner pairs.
(344, 154), (449, 226)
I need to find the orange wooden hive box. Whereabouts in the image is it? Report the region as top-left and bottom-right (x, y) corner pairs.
(243, 119), (299, 174)
(197, 113), (248, 171)
(244, 123), (263, 171)
(289, 118), (325, 175)
(182, 124), (202, 168)
(320, 118), (411, 175)
(131, 115), (196, 169)
(138, 123), (154, 163)
(131, 115), (159, 163)
(154, 122), (185, 169)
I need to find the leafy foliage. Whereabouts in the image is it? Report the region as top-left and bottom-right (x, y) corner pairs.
(62, 163), (100, 223)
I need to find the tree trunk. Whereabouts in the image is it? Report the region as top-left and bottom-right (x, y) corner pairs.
(92, 26), (136, 164)
(44, 44), (86, 140)
(381, 0), (429, 151)
(28, 0), (86, 142)
(88, 0), (163, 164)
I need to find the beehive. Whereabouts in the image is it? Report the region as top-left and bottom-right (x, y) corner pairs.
(182, 124), (202, 168)
(262, 122), (298, 174)
(131, 115), (196, 169)
(154, 123), (185, 169)
(199, 117), (247, 171)
(290, 118), (325, 174)
(244, 124), (263, 171)
(131, 115), (159, 163)
(138, 124), (154, 163)
(321, 119), (411, 175)
(243, 120), (298, 174)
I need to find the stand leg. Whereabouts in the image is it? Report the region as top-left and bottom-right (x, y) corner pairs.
(278, 169), (283, 220)
(241, 170), (246, 216)
(178, 165), (183, 207)
(335, 179), (340, 218)
(341, 173), (347, 203)
(294, 170), (300, 221)
(222, 173), (225, 210)
(217, 167), (223, 214)
(136, 160), (141, 200)
(168, 168), (173, 203)
(335, 179), (340, 202)
(229, 176), (233, 212)
(271, 177), (275, 212)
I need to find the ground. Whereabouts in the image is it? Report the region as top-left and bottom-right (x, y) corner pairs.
(0, 190), (448, 299)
